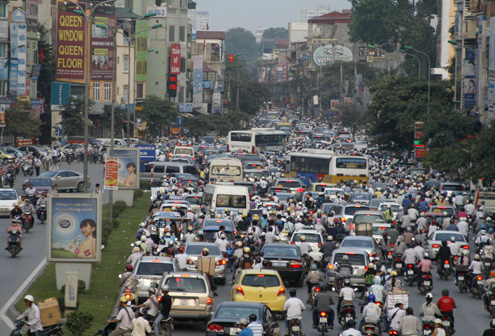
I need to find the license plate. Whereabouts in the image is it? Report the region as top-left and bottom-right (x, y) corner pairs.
(424, 330), (432, 335)
(178, 299), (193, 306)
(230, 328), (240, 335)
(407, 270), (414, 274)
(458, 276), (464, 280)
(444, 264), (450, 268)
(485, 262), (491, 267)
(443, 321), (450, 327)
(291, 326), (300, 332)
(424, 281), (431, 286)
(272, 262), (287, 267)
(396, 264), (402, 268)
(319, 318), (327, 323)
(346, 317), (352, 322)
(387, 255), (392, 259)
(491, 300), (495, 305)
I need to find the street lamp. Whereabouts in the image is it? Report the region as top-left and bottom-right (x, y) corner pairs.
(398, 49), (421, 78)
(405, 45), (431, 122)
(70, 0), (116, 193)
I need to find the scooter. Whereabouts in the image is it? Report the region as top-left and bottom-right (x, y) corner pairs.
(38, 205), (47, 224)
(66, 152), (74, 164)
(485, 291), (495, 317)
(7, 230), (21, 258)
(471, 274), (484, 299)
(394, 256), (403, 271)
(439, 259), (451, 280)
(22, 163), (33, 176)
(361, 321), (380, 336)
(418, 272), (433, 294)
(441, 315), (453, 335)
(457, 271), (469, 293)
(422, 321), (434, 336)
(22, 211), (33, 233)
(385, 250), (393, 267)
(404, 263), (416, 286)
(2, 172), (14, 188)
(317, 311), (331, 335)
(94, 318), (117, 336)
(338, 304), (356, 328)
(11, 318), (63, 336)
(288, 319), (301, 336)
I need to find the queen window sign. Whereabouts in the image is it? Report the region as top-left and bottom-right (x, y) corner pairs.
(313, 45), (353, 67)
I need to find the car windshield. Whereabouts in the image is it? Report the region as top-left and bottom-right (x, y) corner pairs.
(353, 214), (385, 224)
(216, 195), (246, 209)
(165, 277), (206, 293)
(344, 206), (370, 215)
(136, 262), (174, 276)
(40, 171), (58, 177)
(215, 306), (260, 320)
(372, 226), (388, 235)
(277, 193), (293, 202)
(263, 246), (299, 258)
(276, 181), (302, 188)
(29, 179), (52, 186)
(433, 233), (465, 242)
(352, 194), (371, 201)
(205, 231), (235, 241)
(341, 239), (373, 248)
(241, 274), (280, 287)
(430, 207), (455, 216)
(334, 253), (366, 266)
(442, 184), (463, 191)
(184, 196), (202, 205)
(380, 204), (400, 212)
(186, 245), (221, 255)
(292, 233), (321, 243)
(211, 165), (241, 176)
(0, 190), (17, 200)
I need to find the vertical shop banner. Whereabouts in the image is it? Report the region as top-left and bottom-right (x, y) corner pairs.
(113, 148), (140, 189)
(10, 11), (27, 96)
(56, 2), (85, 81)
(463, 49), (476, 108)
(8, 59), (19, 96)
(26, 0), (39, 31)
(135, 21), (148, 82)
(170, 43), (181, 74)
(193, 55), (203, 108)
(91, 5), (115, 80)
(488, 78), (495, 120)
(282, 61), (288, 82)
(104, 157), (118, 190)
(490, 18), (495, 71)
(47, 194), (102, 262)
(0, 104), (6, 127)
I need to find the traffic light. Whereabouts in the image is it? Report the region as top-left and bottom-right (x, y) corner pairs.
(168, 74), (177, 98)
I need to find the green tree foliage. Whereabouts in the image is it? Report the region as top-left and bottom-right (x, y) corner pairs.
(5, 99), (42, 139)
(225, 28), (260, 61)
(37, 25), (56, 112)
(66, 311), (94, 336)
(467, 121), (495, 181)
(366, 76), (453, 150)
(60, 96), (91, 136)
(138, 95), (177, 137)
(184, 110), (252, 137)
(262, 27), (288, 39)
(100, 104), (125, 136)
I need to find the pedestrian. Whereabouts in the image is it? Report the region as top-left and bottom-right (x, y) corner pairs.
(16, 295), (42, 336)
(398, 307), (422, 336)
(247, 314), (263, 336)
(107, 296), (133, 336)
(34, 157), (41, 176)
(94, 183), (105, 201)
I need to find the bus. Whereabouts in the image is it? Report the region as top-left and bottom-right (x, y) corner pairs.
(275, 122), (292, 135)
(286, 152), (369, 186)
(208, 157), (243, 183)
(227, 129), (286, 153)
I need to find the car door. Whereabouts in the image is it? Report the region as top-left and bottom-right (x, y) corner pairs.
(65, 171), (80, 190)
(55, 171), (69, 189)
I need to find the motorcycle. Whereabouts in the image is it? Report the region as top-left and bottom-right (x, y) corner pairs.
(7, 230), (21, 258)
(385, 250), (393, 267)
(389, 330), (399, 336)
(2, 172), (14, 188)
(94, 317), (117, 336)
(66, 152), (74, 164)
(288, 319), (302, 336)
(317, 311), (331, 335)
(361, 321), (380, 336)
(441, 315), (453, 335)
(471, 274), (484, 299)
(457, 271), (469, 293)
(22, 163), (33, 176)
(11, 318), (63, 336)
(439, 259), (451, 280)
(404, 263), (416, 286)
(22, 211), (33, 233)
(483, 258), (493, 278)
(422, 321), (434, 336)
(38, 205), (47, 224)
(418, 272), (433, 294)
(485, 292), (495, 317)
(338, 304), (356, 328)
(151, 316), (173, 336)
(394, 256), (403, 271)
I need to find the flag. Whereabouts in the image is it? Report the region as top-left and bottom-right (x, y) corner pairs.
(40, 48), (44, 63)
(286, 56), (290, 60)
(228, 53), (234, 63)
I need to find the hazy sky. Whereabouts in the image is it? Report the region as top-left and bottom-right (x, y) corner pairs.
(193, 0), (351, 32)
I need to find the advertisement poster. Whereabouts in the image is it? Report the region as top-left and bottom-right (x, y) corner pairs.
(170, 43), (181, 74)
(193, 55), (203, 108)
(491, 17), (495, 71)
(135, 21), (148, 82)
(463, 48), (476, 108)
(47, 194), (102, 262)
(104, 157), (118, 190)
(8, 59), (18, 97)
(91, 5), (115, 81)
(56, 2), (85, 81)
(0, 104), (6, 127)
(113, 148), (140, 189)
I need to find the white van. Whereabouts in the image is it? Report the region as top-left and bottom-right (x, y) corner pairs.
(202, 184), (250, 214)
(208, 157), (243, 183)
(172, 146), (194, 157)
(95, 138), (127, 147)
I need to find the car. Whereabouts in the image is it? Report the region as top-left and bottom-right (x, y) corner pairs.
(325, 248), (370, 289)
(37, 170), (90, 192)
(243, 161), (265, 170)
(17, 145), (49, 157)
(184, 242), (228, 284)
(406, 167), (427, 176)
(231, 269), (287, 314)
(233, 181), (259, 195)
(232, 153), (262, 163)
(170, 154), (196, 164)
(132, 256), (179, 302)
(160, 271), (214, 325)
(203, 226), (236, 244)
(272, 178), (305, 193)
(183, 192), (203, 215)
(439, 182), (464, 197)
(326, 203), (371, 228)
(0, 149), (14, 163)
(340, 235), (383, 262)
(22, 177), (55, 194)
(207, 301), (280, 336)
(0, 189), (19, 216)
(0, 146), (23, 158)
(350, 192), (372, 205)
(349, 210), (387, 237)
(427, 230), (470, 258)
(203, 218), (237, 232)
(378, 202), (401, 220)
(261, 244), (307, 286)
(244, 169), (270, 180)
(289, 229), (324, 263)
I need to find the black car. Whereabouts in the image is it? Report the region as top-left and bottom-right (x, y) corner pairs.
(261, 244), (306, 286)
(206, 302), (279, 336)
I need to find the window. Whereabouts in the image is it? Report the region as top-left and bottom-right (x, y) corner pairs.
(0, 3), (6, 18)
(0, 43), (7, 58)
(179, 26), (185, 42)
(104, 83), (112, 101)
(230, 132), (252, 142)
(168, 25), (175, 42)
(123, 85), (129, 104)
(215, 195), (246, 209)
(123, 56), (129, 73)
(93, 82), (100, 101)
(290, 156), (330, 174)
(136, 83), (144, 99)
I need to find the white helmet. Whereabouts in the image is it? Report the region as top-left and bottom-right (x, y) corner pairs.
(24, 295), (34, 302)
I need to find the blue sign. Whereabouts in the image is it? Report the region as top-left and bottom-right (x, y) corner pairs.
(136, 144), (156, 172)
(9, 59), (18, 96)
(129, 103), (135, 113)
(179, 103), (193, 113)
(51, 82), (71, 110)
(176, 117), (184, 127)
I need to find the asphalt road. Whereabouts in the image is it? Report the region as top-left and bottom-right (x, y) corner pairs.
(0, 160), (107, 334)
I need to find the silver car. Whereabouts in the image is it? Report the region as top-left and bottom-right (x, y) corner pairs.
(325, 248), (370, 288)
(37, 170), (90, 192)
(340, 236), (383, 262)
(185, 242), (227, 285)
(132, 256), (179, 302)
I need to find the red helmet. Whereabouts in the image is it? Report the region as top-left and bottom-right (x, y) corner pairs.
(178, 246), (185, 253)
(167, 248), (175, 256)
(125, 264), (133, 272)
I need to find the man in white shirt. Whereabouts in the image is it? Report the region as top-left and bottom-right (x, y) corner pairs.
(247, 314), (264, 336)
(17, 295), (42, 335)
(387, 303), (406, 332)
(215, 234), (229, 253)
(131, 308), (152, 336)
(457, 218), (469, 237)
(284, 288), (305, 334)
(175, 246), (188, 270)
(108, 297), (134, 336)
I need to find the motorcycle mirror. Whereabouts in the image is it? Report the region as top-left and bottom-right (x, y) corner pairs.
(118, 274), (122, 279)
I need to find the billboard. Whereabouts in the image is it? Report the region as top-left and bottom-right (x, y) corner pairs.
(10, 15), (27, 96)
(193, 55), (203, 108)
(112, 148), (140, 189)
(56, 2), (85, 81)
(47, 193), (102, 262)
(135, 21), (148, 82)
(9, 59), (18, 96)
(170, 43), (181, 75)
(51, 82), (71, 110)
(91, 5), (116, 81)
(313, 45), (353, 66)
(463, 48), (476, 108)
(104, 157), (118, 190)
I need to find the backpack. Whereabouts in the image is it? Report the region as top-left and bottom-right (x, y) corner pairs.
(246, 235), (255, 249)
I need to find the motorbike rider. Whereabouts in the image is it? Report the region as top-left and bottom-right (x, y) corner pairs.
(437, 289), (456, 331)
(455, 249), (470, 285)
(135, 287), (159, 320)
(22, 199), (36, 227)
(359, 294), (381, 334)
(419, 293), (441, 322)
(107, 296), (134, 336)
(482, 319), (495, 336)
(337, 279), (355, 314)
(437, 240), (452, 275)
(369, 275), (385, 304)
(386, 270), (402, 290)
(482, 271), (495, 310)
(320, 235), (337, 262)
(10, 203), (22, 219)
(338, 319), (360, 336)
(16, 295), (42, 336)
(35, 194), (47, 220)
(334, 255), (353, 290)
(305, 263), (324, 304)
(398, 307), (422, 336)
(312, 285), (334, 329)
(385, 302), (405, 333)
(469, 254), (484, 288)
(283, 288), (305, 335)
(24, 183), (37, 205)
(154, 285), (172, 336)
(6, 218), (23, 250)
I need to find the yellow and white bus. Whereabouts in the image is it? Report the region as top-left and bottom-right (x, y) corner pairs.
(208, 157), (243, 183)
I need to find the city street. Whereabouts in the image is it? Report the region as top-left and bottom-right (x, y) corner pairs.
(0, 160), (106, 334)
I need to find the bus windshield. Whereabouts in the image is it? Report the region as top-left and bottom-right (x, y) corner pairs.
(211, 165), (241, 176)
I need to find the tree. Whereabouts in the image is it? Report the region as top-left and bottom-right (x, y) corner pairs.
(467, 121), (495, 182)
(5, 99), (42, 139)
(138, 95), (177, 137)
(100, 105), (125, 137)
(262, 27), (288, 39)
(37, 25), (56, 111)
(60, 97), (92, 136)
(225, 28), (260, 61)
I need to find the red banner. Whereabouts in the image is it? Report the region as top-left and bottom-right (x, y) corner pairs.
(56, 2), (85, 81)
(170, 43), (181, 75)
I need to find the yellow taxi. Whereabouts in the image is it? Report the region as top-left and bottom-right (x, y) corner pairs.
(0, 149), (14, 163)
(231, 269), (286, 314)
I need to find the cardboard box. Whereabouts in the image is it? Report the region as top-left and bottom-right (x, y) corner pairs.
(38, 297), (62, 327)
(197, 256), (216, 276)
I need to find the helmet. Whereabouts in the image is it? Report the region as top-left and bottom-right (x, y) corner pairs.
(327, 236), (333, 241)
(138, 307), (147, 316)
(203, 247), (209, 253)
(162, 285), (170, 292)
(490, 228), (495, 234)
(119, 296), (128, 303)
(311, 263), (318, 270)
(220, 234), (226, 239)
(441, 240), (447, 246)
(368, 263), (374, 269)
(166, 232), (171, 237)
(423, 252), (430, 259)
(426, 292), (433, 299)
(346, 319), (356, 327)
(236, 241), (243, 247)
(463, 250), (469, 256)
(434, 318), (443, 325)
(141, 235), (147, 242)
(344, 279), (351, 286)
(443, 211), (448, 217)
(147, 287), (156, 294)
(442, 289), (449, 296)
(450, 236), (456, 242)
(24, 295), (34, 302)
(225, 208), (229, 213)
(243, 247), (251, 253)
(481, 224), (487, 230)
(178, 246), (185, 253)
(289, 288), (297, 296)
(342, 255), (349, 261)
(133, 246), (141, 253)
(491, 319), (495, 328)
(367, 294), (376, 302)
(481, 230), (487, 235)
(390, 271), (398, 277)
(238, 318), (249, 326)
(139, 222), (147, 227)
(475, 254), (481, 260)
(125, 264), (133, 272)
(491, 271), (495, 279)
(300, 235), (306, 241)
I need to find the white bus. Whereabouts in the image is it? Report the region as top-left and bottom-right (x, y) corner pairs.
(227, 128), (286, 153)
(202, 184), (250, 214)
(208, 157), (243, 183)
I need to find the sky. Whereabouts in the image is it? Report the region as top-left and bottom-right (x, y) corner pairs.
(193, 0), (350, 32)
